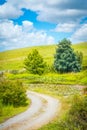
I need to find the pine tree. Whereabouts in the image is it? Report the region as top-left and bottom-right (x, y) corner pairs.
(24, 49), (46, 75)
(54, 38), (82, 73)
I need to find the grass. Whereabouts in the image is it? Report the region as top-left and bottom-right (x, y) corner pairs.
(0, 100), (31, 123)
(5, 69), (87, 85)
(39, 94), (87, 130)
(0, 42), (87, 129)
(0, 42), (87, 70)
(27, 83), (83, 130)
(28, 84), (80, 97)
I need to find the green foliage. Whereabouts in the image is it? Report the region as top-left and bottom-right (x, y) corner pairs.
(0, 42), (87, 71)
(58, 95), (87, 130)
(54, 38), (82, 73)
(76, 51), (83, 65)
(39, 95), (87, 130)
(0, 79), (27, 107)
(24, 49), (47, 75)
(5, 70), (87, 85)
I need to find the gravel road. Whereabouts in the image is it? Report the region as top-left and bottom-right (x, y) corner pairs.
(0, 91), (61, 130)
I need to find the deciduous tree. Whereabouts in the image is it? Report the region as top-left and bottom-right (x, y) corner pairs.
(24, 49), (46, 75)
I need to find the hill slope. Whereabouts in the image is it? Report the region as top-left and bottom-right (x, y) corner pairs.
(0, 42), (87, 70)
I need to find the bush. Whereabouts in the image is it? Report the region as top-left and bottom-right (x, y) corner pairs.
(58, 95), (87, 130)
(0, 79), (27, 107)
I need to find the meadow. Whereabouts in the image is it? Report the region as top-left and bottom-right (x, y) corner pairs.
(0, 42), (87, 70)
(0, 42), (87, 129)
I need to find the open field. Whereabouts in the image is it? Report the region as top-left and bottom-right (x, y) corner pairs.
(0, 42), (87, 70)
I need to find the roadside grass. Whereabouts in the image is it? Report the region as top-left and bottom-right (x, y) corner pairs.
(0, 100), (30, 123)
(27, 83), (87, 130)
(0, 79), (31, 123)
(0, 42), (87, 128)
(27, 84), (83, 130)
(39, 94), (87, 130)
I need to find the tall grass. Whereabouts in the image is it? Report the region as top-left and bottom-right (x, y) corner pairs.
(5, 69), (87, 85)
(0, 101), (29, 123)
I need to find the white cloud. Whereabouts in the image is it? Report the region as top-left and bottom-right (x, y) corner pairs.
(0, 20), (22, 39)
(0, 0), (87, 50)
(22, 21), (34, 32)
(0, 0), (87, 23)
(54, 23), (77, 32)
(0, 20), (55, 51)
(71, 24), (87, 42)
(0, 2), (23, 19)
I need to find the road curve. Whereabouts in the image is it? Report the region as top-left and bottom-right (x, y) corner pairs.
(0, 91), (61, 130)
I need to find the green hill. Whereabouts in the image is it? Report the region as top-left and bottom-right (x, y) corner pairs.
(0, 42), (87, 70)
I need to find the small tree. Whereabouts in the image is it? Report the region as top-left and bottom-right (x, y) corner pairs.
(54, 38), (82, 73)
(24, 49), (46, 75)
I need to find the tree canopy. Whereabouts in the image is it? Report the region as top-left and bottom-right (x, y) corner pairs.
(24, 49), (46, 75)
(54, 38), (82, 73)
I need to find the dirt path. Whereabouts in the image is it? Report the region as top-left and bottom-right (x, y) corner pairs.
(0, 91), (61, 130)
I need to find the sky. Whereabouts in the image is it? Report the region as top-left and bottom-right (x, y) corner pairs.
(0, 0), (87, 51)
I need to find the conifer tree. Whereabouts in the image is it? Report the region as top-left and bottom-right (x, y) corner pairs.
(54, 38), (82, 73)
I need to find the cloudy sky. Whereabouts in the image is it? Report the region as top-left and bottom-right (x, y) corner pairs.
(0, 0), (87, 51)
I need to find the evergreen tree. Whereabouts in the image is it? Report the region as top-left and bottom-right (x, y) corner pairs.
(54, 38), (82, 73)
(24, 49), (46, 75)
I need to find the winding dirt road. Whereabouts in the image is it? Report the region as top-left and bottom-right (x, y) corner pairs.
(0, 91), (61, 130)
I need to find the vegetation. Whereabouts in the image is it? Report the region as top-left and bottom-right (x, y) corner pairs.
(54, 39), (82, 73)
(0, 41), (87, 128)
(26, 84), (87, 130)
(0, 102), (29, 123)
(6, 70), (87, 85)
(28, 84), (79, 96)
(39, 94), (87, 130)
(24, 49), (47, 75)
(0, 78), (30, 123)
(0, 42), (87, 71)
(56, 95), (87, 130)
(0, 79), (27, 107)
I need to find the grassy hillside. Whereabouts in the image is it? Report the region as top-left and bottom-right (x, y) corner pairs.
(0, 42), (87, 127)
(0, 42), (87, 70)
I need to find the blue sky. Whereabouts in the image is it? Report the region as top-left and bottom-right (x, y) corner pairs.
(0, 0), (87, 51)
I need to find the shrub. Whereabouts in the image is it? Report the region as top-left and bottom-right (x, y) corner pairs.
(0, 79), (27, 107)
(58, 95), (87, 130)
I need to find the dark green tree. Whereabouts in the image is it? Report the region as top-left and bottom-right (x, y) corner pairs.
(76, 51), (83, 65)
(54, 38), (82, 73)
(24, 49), (46, 75)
